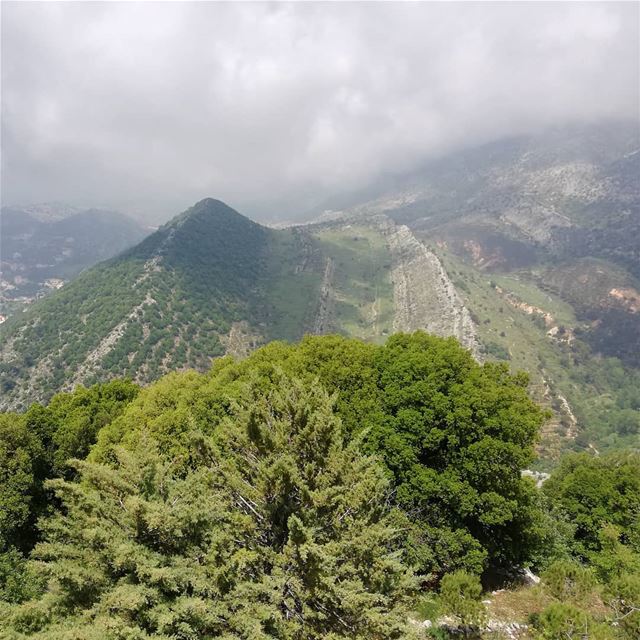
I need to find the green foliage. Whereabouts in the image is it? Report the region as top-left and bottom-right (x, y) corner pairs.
(541, 560), (596, 603)
(369, 334), (545, 575)
(438, 571), (487, 628)
(543, 452), (640, 557)
(0, 199), (325, 408)
(0, 549), (44, 604)
(532, 602), (615, 640)
(606, 571), (640, 639)
(93, 332), (546, 579)
(0, 380), (139, 573)
(4, 376), (417, 639)
(3, 330), (640, 635)
(591, 525), (640, 584)
(25, 379), (139, 476)
(0, 414), (45, 551)
(533, 454), (640, 640)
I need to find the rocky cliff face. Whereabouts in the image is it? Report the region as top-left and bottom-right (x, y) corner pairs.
(377, 218), (481, 357)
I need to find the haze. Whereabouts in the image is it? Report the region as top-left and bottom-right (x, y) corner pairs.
(2, 1), (638, 223)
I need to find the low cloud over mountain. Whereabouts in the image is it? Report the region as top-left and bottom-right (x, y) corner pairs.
(2, 2), (638, 221)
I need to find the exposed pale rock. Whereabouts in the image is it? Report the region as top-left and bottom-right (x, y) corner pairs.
(377, 217), (481, 358)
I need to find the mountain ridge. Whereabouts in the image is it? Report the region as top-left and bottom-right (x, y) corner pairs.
(0, 199), (323, 408)
(2, 124), (638, 459)
(1, 205), (148, 317)
(0, 198), (483, 411)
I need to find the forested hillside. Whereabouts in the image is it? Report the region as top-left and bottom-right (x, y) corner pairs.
(2, 126), (638, 459)
(0, 199), (477, 412)
(0, 199), (326, 408)
(2, 1), (637, 637)
(1, 334), (638, 639)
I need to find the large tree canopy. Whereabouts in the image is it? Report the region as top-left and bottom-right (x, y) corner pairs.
(2, 332), (639, 639)
(93, 333), (546, 577)
(4, 376), (417, 639)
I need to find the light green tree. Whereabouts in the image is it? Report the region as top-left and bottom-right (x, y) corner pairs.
(534, 603), (615, 640)
(5, 375), (417, 639)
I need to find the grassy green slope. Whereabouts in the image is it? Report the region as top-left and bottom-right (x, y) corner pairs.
(436, 248), (640, 460)
(311, 224), (395, 342)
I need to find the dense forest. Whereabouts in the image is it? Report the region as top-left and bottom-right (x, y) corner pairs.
(1, 333), (638, 638)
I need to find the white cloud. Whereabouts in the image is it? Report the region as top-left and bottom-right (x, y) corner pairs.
(1, 1), (638, 221)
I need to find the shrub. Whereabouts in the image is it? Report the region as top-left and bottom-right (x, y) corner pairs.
(438, 570), (487, 628)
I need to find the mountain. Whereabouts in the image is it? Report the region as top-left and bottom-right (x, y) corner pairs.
(322, 121), (640, 458)
(1, 205), (148, 317)
(1, 123), (638, 461)
(0, 198), (481, 410)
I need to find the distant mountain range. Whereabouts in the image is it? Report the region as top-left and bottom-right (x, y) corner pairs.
(1, 204), (148, 316)
(1, 121), (638, 460)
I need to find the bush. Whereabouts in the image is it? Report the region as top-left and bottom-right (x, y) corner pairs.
(532, 602), (615, 640)
(438, 570), (487, 628)
(542, 560), (596, 603)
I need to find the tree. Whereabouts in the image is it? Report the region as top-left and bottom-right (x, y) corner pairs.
(593, 526), (640, 640)
(5, 375), (417, 639)
(24, 379), (139, 477)
(606, 572), (640, 640)
(533, 603), (615, 640)
(93, 333), (547, 580)
(541, 560), (596, 603)
(438, 570), (487, 629)
(266, 333), (545, 576)
(0, 415), (45, 551)
(543, 452), (640, 558)
(0, 415), (47, 604)
(0, 381), (140, 605)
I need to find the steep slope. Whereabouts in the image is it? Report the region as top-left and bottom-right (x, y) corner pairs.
(303, 216), (480, 353)
(0, 199), (325, 408)
(321, 122), (640, 457)
(0, 198), (483, 411)
(0, 206), (148, 316)
(3, 124), (637, 458)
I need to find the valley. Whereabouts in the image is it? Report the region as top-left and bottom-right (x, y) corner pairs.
(0, 204), (148, 318)
(3, 3), (639, 636)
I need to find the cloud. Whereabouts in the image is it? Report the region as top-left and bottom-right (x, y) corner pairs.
(1, 1), (638, 221)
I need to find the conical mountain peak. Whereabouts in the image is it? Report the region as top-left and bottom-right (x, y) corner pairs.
(167, 198), (258, 229)
(125, 198), (267, 263)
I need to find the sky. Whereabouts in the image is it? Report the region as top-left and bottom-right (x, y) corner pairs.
(2, 1), (639, 223)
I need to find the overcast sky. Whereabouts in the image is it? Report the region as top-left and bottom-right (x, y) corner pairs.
(2, 1), (639, 222)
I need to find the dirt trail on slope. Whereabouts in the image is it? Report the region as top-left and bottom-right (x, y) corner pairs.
(312, 257), (335, 335)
